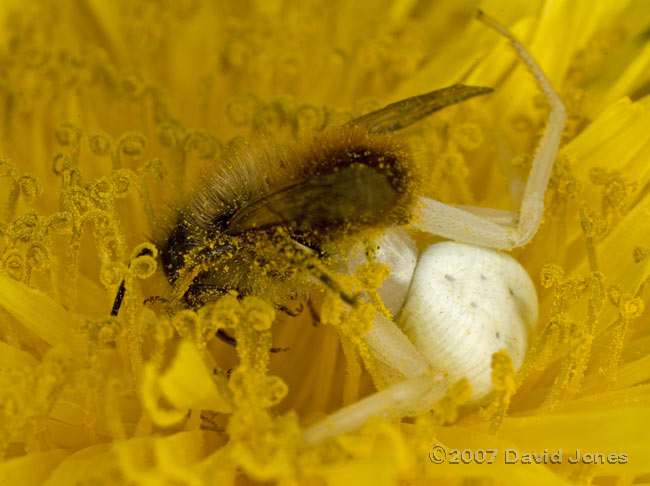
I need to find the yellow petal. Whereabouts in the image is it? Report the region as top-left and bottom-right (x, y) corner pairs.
(0, 275), (80, 347)
(0, 449), (67, 485)
(158, 340), (233, 413)
(0, 341), (38, 368)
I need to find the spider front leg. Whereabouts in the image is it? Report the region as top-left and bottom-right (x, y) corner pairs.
(303, 370), (446, 444)
(301, 230), (442, 443)
(345, 228), (428, 380)
(413, 10), (566, 250)
(303, 307), (448, 444)
(363, 313), (428, 379)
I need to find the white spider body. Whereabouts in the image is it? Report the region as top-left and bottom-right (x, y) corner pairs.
(399, 241), (537, 401)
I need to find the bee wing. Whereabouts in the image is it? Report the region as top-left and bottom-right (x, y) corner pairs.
(347, 84), (493, 133)
(226, 184), (305, 234)
(227, 164), (397, 235)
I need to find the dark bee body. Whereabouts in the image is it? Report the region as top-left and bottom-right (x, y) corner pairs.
(110, 84), (492, 316)
(158, 126), (417, 307)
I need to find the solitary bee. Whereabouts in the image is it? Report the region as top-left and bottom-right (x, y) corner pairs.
(111, 84), (493, 315)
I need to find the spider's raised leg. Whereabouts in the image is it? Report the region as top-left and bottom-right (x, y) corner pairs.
(413, 10), (566, 249)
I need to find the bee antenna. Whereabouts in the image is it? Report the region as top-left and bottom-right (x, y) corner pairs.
(109, 247), (155, 316)
(110, 280), (127, 316)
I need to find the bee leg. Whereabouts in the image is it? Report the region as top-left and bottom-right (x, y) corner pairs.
(199, 411), (224, 433)
(143, 295), (175, 316)
(180, 280), (228, 308)
(213, 367), (232, 379)
(275, 301), (304, 317)
(215, 328), (289, 354)
(302, 261), (359, 306)
(269, 345), (291, 353)
(307, 296), (321, 327)
(273, 231), (360, 306)
(216, 328), (237, 347)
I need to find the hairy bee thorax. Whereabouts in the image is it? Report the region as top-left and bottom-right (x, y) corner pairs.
(157, 125), (420, 306)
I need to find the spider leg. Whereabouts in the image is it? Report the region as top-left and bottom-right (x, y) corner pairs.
(413, 11), (566, 249)
(303, 372), (446, 443)
(364, 313), (429, 379)
(455, 206), (519, 227)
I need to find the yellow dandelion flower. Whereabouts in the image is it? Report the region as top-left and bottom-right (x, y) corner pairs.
(1, 1), (650, 485)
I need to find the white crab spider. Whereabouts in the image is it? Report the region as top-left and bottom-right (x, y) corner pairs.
(303, 11), (566, 443)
